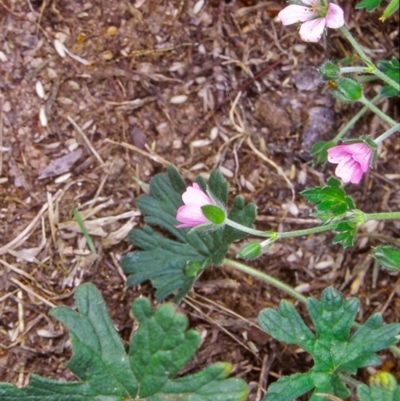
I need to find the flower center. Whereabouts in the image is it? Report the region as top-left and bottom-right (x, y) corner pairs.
(308, 0), (329, 17)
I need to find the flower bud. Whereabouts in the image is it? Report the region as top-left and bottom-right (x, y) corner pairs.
(372, 245), (400, 271)
(369, 371), (398, 391)
(237, 242), (262, 260)
(346, 209), (366, 227)
(330, 77), (363, 102)
(320, 61), (341, 81)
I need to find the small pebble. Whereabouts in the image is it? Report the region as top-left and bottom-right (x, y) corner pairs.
(54, 39), (66, 58)
(210, 126), (218, 140)
(35, 81), (46, 99)
(39, 106), (48, 127)
(2, 101), (11, 113)
(55, 173), (72, 184)
(170, 95), (188, 104)
(193, 0), (205, 15)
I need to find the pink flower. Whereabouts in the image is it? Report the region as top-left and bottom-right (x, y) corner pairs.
(327, 143), (373, 184)
(176, 183), (214, 228)
(278, 0), (344, 42)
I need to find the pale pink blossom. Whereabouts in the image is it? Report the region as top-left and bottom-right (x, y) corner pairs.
(278, 1), (344, 42)
(327, 143), (373, 184)
(176, 183), (214, 228)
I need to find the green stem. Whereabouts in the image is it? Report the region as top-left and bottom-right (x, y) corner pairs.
(226, 219), (338, 240)
(225, 219), (271, 237)
(339, 26), (373, 66)
(339, 66), (369, 74)
(278, 222), (338, 239)
(371, 66), (400, 92)
(333, 94), (381, 143)
(374, 123), (400, 144)
(339, 374), (364, 389)
(223, 258), (307, 303)
(339, 26), (400, 92)
(365, 212), (400, 220)
(359, 96), (397, 127)
(340, 67), (400, 92)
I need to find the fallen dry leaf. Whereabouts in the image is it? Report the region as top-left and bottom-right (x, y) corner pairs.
(38, 148), (83, 180)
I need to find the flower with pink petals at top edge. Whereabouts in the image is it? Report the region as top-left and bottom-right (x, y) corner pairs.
(176, 183), (216, 228)
(327, 142), (374, 184)
(278, 0), (344, 43)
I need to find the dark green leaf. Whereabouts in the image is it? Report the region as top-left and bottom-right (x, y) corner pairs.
(122, 167), (256, 301)
(301, 177), (356, 222)
(332, 221), (357, 248)
(0, 284), (249, 401)
(258, 287), (400, 401)
(258, 300), (315, 352)
(263, 373), (314, 401)
(379, 57), (400, 97)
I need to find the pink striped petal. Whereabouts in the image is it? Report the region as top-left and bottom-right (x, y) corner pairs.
(299, 18), (326, 42)
(278, 5), (315, 25)
(326, 3), (344, 29)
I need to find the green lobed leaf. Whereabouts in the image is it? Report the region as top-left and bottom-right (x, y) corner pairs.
(263, 373), (314, 401)
(258, 300), (315, 352)
(332, 221), (357, 248)
(122, 166), (256, 301)
(310, 372), (350, 401)
(301, 176), (356, 222)
(258, 287), (400, 401)
(0, 283), (248, 401)
(379, 57), (400, 97)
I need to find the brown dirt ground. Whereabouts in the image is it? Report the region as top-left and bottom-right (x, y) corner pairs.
(0, 0), (399, 400)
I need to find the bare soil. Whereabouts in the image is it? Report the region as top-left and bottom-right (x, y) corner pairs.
(0, 0), (399, 399)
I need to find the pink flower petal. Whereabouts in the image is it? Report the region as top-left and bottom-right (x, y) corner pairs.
(278, 5), (315, 26)
(176, 205), (209, 228)
(327, 145), (351, 163)
(176, 183), (215, 228)
(181, 183), (213, 207)
(326, 3), (344, 29)
(339, 143), (372, 172)
(299, 18), (326, 42)
(335, 158), (361, 183)
(328, 142), (374, 184)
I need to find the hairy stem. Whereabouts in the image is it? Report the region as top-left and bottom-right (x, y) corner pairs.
(224, 258), (307, 303)
(333, 94), (381, 143)
(374, 123), (400, 144)
(359, 96), (398, 127)
(339, 26), (400, 92)
(365, 211), (400, 220)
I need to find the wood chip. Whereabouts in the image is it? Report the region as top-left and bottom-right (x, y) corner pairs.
(38, 149), (82, 180)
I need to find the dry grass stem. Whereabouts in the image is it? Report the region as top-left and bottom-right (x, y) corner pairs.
(67, 116), (105, 167)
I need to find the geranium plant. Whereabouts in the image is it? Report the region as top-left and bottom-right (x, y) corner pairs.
(0, 1), (399, 401)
